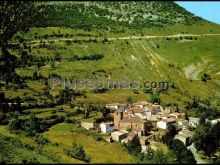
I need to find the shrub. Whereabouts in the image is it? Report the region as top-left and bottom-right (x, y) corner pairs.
(66, 143), (91, 163)
(201, 73), (211, 82)
(125, 135), (141, 155)
(35, 134), (50, 145)
(133, 89), (139, 94)
(150, 91), (161, 104)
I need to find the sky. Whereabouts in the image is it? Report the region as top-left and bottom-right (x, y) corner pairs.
(175, 1), (220, 24)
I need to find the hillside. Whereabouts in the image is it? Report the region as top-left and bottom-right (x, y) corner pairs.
(34, 1), (202, 29)
(5, 1), (220, 106)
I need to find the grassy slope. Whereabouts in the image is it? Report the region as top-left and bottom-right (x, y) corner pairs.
(0, 121), (137, 164)
(7, 22), (220, 109)
(44, 123), (136, 163)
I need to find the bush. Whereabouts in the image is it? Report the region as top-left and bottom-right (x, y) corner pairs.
(133, 89), (139, 94)
(8, 118), (21, 131)
(66, 143), (91, 163)
(95, 135), (102, 141)
(35, 134), (50, 145)
(201, 73), (211, 82)
(150, 91), (161, 104)
(125, 135), (141, 155)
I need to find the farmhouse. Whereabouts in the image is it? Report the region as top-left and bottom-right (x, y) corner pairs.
(81, 122), (95, 130)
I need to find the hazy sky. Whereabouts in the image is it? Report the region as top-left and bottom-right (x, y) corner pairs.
(175, 1), (220, 24)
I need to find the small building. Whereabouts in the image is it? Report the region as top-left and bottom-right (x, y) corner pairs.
(106, 103), (127, 111)
(100, 122), (114, 134)
(149, 115), (159, 122)
(145, 111), (152, 120)
(139, 136), (149, 146)
(126, 107), (147, 119)
(189, 117), (200, 128)
(111, 131), (128, 142)
(105, 136), (113, 143)
(118, 117), (148, 136)
(126, 107), (145, 115)
(164, 107), (171, 114)
(121, 131), (137, 144)
(174, 129), (193, 146)
(145, 104), (161, 115)
(113, 110), (148, 135)
(81, 122), (95, 130)
(169, 112), (183, 119)
(157, 118), (176, 129)
(210, 118), (220, 125)
(177, 119), (189, 128)
(141, 145), (148, 153)
(159, 113), (170, 120)
(133, 101), (149, 108)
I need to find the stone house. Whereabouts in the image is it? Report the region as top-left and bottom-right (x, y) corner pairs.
(114, 111), (148, 136)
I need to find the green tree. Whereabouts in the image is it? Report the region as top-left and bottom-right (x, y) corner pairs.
(32, 71), (38, 80)
(8, 118), (21, 131)
(0, 1), (41, 45)
(171, 139), (196, 164)
(101, 107), (110, 120)
(73, 144), (86, 160)
(151, 151), (174, 164)
(192, 122), (220, 155)
(167, 124), (177, 137)
(126, 135), (141, 155)
(126, 96), (133, 104)
(150, 91), (160, 104)
(58, 87), (74, 104)
(162, 124), (176, 147)
(67, 143), (91, 162)
(201, 73), (211, 82)
(84, 110), (90, 119)
(0, 2), (44, 83)
(184, 112), (189, 120)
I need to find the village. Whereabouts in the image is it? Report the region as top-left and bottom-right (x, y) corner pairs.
(81, 101), (220, 154)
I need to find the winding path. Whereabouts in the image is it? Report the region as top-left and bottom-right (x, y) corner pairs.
(11, 33), (220, 46)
